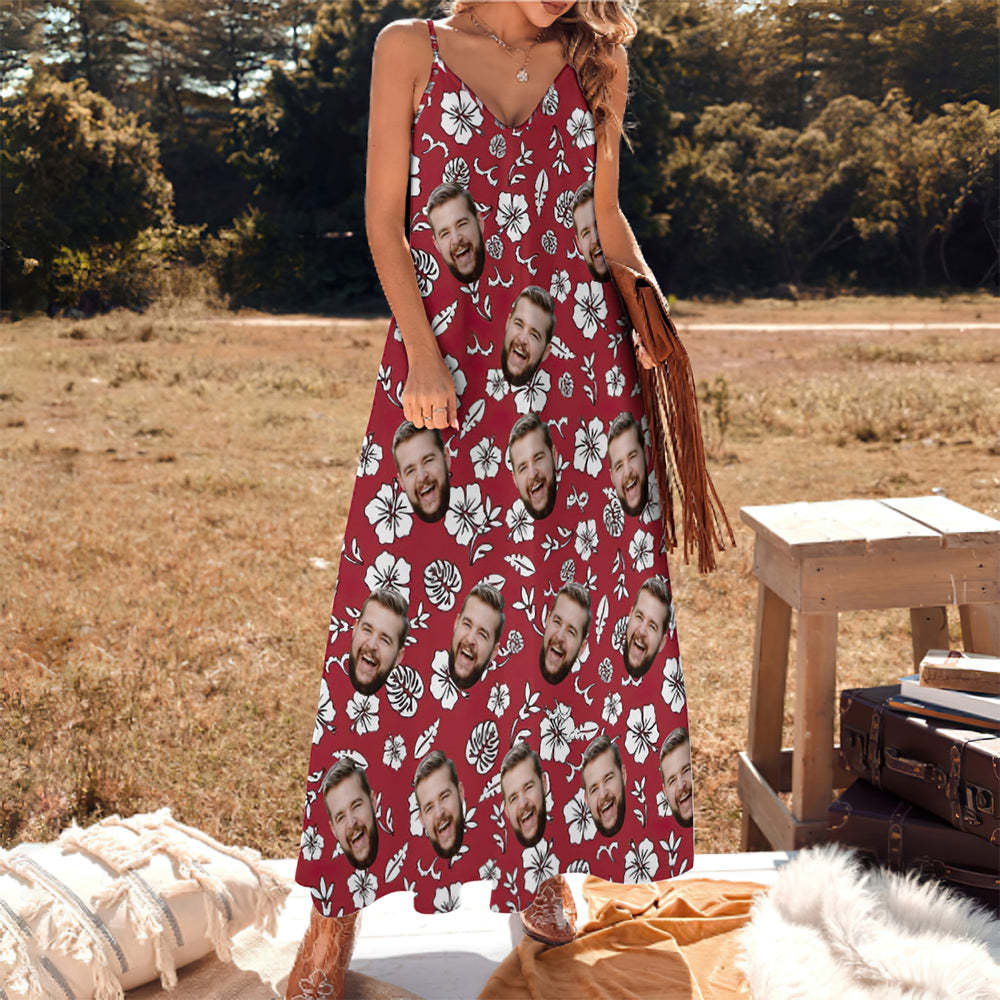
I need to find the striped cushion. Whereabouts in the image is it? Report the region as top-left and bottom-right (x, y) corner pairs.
(0, 809), (291, 1000)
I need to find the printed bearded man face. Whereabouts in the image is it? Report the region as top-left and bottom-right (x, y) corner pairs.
(449, 583), (505, 690)
(393, 421), (451, 523)
(322, 758), (379, 870)
(348, 589), (409, 695)
(622, 577), (672, 680)
(427, 183), (485, 283)
(508, 413), (557, 520)
(538, 583), (591, 685)
(659, 728), (694, 828)
(500, 742), (547, 848)
(501, 287), (555, 387)
(607, 413), (649, 517)
(581, 736), (627, 837)
(414, 751), (466, 860)
(571, 180), (609, 282)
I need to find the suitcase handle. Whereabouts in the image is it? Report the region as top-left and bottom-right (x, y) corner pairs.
(884, 748), (945, 788)
(918, 858), (1000, 893)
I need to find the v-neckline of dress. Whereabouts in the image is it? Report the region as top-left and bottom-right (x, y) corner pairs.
(432, 50), (573, 133)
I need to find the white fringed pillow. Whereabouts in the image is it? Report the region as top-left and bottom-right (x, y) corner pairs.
(0, 808), (292, 1000)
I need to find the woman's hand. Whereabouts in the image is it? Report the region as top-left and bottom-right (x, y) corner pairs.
(402, 347), (459, 430)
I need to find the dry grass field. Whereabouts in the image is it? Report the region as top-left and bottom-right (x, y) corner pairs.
(2, 293), (999, 861)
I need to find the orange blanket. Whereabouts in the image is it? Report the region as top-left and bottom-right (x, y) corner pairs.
(478, 877), (766, 1000)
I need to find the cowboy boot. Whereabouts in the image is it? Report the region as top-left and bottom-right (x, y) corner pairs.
(285, 908), (361, 1000)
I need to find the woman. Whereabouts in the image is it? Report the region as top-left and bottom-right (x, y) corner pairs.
(287, 4), (691, 997)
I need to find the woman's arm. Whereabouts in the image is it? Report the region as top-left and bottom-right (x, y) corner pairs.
(365, 20), (458, 430)
(592, 44), (657, 369)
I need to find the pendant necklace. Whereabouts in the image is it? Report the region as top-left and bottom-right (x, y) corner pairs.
(467, 9), (547, 83)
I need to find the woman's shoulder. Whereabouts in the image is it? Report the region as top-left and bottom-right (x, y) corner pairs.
(373, 18), (432, 63)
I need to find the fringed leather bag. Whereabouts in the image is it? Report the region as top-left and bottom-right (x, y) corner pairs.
(608, 259), (734, 573)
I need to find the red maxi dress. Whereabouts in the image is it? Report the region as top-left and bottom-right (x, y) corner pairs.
(295, 20), (693, 917)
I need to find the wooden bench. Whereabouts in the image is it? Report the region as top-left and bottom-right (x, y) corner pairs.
(738, 495), (1000, 850)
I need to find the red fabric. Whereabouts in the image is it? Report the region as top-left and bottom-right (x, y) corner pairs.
(294, 19), (692, 918)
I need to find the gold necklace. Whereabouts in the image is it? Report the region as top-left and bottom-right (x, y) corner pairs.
(467, 9), (547, 83)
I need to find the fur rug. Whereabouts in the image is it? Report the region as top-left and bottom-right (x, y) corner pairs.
(738, 844), (1000, 1000)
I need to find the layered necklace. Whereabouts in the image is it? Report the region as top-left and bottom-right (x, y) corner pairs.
(467, 8), (548, 83)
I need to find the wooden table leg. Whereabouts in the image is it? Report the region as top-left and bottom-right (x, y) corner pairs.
(792, 612), (838, 829)
(909, 606), (949, 668)
(740, 582), (791, 851)
(958, 604), (1000, 655)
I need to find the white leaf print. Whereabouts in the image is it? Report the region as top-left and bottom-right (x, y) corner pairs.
(431, 301), (458, 335)
(534, 169), (549, 214)
(479, 773), (501, 802)
(466, 720), (500, 775)
(504, 553), (536, 577)
(461, 398), (486, 437)
(384, 843), (408, 883)
(411, 247), (439, 297)
(424, 559), (463, 611)
(415, 718), (440, 758)
(385, 665), (424, 718)
(594, 594), (609, 643)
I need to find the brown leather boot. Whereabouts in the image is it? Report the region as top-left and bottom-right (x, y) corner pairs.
(285, 907), (361, 1000)
(519, 874), (577, 946)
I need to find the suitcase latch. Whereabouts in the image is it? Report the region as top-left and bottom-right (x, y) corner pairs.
(961, 782), (995, 821)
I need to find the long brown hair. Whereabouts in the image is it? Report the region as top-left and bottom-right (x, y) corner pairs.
(444, 2), (638, 148)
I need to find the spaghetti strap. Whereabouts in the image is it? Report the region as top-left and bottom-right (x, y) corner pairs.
(426, 18), (439, 56)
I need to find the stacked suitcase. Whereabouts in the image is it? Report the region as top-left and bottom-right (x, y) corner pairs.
(830, 683), (1000, 910)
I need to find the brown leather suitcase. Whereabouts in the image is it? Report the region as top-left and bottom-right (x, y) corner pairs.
(839, 685), (1000, 845)
(828, 780), (1000, 910)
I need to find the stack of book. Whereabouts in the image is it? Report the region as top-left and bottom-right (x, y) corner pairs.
(828, 649), (1000, 910)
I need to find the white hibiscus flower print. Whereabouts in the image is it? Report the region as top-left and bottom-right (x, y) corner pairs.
(625, 705), (659, 765)
(603, 497), (624, 537)
(574, 519), (599, 560)
(628, 528), (655, 572)
(485, 234), (503, 259)
(506, 499), (534, 543)
(657, 790), (670, 817)
(385, 664), (424, 718)
(409, 153), (420, 197)
(364, 551), (411, 601)
(605, 365), (625, 397)
(489, 134), (507, 158)
(573, 416), (608, 477)
(522, 840), (559, 895)
(313, 677), (335, 745)
(430, 649), (460, 711)
(554, 190), (575, 229)
(443, 156), (470, 188)
(434, 882), (463, 913)
(470, 436), (502, 479)
(300, 825), (324, 862)
(441, 89), (483, 144)
(567, 107), (595, 148)
(348, 869), (378, 909)
(357, 434), (383, 476)
(346, 692), (380, 736)
(558, 371), (574, 397)
(383, 734), (406, 771)
(661, 657), (686, 711)
(445, 483), (487, 545)
(541, 229), (558, 254)
(550, 268), (571, 302)
(485, 368), (510, 400)
(539, 701), (575, 763)
(442, 354), (467, 398)
(479, 858), (501, 885)
(573, 281), (608, 339)
(496, 191), (530, 242)
(466, 720), (500, 774)
(562, 788), (597, 844)
(424, 559), (463, 611)
(364, 482), (413, 545)
(640, 472), (662, 526)
(541, 84), (559, 115)
(602, 690), (622, 725)
(487, 682), (510, 717)
(513, 367), (550, 414)
(411, 247), (439, 297)
(624, 838), (659, 883)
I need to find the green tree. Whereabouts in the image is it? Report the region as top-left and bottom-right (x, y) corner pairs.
(1, 73), (174, 308)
